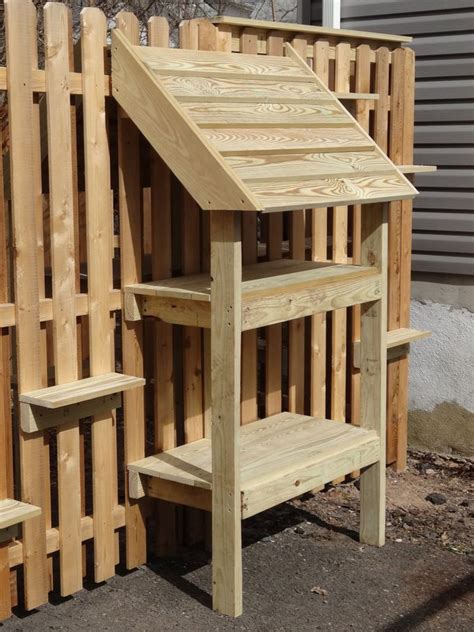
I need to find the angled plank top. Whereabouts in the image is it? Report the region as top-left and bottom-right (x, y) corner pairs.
(112, 33), (417, 212)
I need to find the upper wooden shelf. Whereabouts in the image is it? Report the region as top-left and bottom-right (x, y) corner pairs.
(112, 32), (417, 213)
(128, 412), (380, 519)
(125, 259), (381, 331)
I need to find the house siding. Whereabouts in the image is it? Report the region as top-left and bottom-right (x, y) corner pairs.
(303, 0), (474, 275)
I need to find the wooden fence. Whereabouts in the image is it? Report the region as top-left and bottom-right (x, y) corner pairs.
(0, 1), (418, 619)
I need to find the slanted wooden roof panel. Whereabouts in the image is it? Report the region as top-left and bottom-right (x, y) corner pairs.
(112, 31), (417, 212)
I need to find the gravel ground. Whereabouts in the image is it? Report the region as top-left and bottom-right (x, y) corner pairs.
(1, 451), (472, 632)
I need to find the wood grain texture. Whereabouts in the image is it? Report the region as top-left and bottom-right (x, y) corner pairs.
(112, 31), (259, 211)
(128, 412), (380, 519)
(5, 0), (49, 609)
(264, 31), (285, 419)
(44, 3), (82, 594)
(359, 204), (387, 546)
(210, 212), (242, 616)
(81, 7), (116, 583)
(116, 11), (147, 571)
(240, 29), (258, 427)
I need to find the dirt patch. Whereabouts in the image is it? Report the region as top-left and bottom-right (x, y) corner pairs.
(1, 451), (472, 631)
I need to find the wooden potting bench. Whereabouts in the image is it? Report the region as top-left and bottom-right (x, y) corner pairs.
(112, 31), (417, 616)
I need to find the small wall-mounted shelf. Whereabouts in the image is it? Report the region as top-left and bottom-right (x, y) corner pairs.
(19, 372), (145, 433)
(129, 412), (380, 519)
(353, 327), (431, 368)
(0, 499), (41, 543)
(125, 260), (381, 331)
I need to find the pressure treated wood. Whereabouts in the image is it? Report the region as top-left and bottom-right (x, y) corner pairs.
(20, 373), (145, 408)
(352, 328), (431, 369)
(128, 412), (380, 519)
(125, 261), (381, 331)
(112, 38), (416, 213)
(0, 500), (41, 531)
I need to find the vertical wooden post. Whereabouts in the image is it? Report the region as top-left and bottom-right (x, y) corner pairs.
(0, 105), (13, 622)
(331, 41), (351, 424)
(5, 0), (49, 609)
(81, 7), (116, 583)
(311, 38), (330, 419)
(210, 211), (242, 617)
(116, 11), (147, 570)
(44, 2), (82, 596)
(359, 203), (387, 546)
(240, 29), (258, 425)
(265, 31), (284, 418)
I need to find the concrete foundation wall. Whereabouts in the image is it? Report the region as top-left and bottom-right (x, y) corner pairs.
(408, 278), (474, 457)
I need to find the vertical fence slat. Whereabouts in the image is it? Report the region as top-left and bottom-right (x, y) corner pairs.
(265, 31), (284, 418)
(0, 119), (12, 622)
(44, 2), (83, 596)
(331, 41), (351, 425)
(116, 11), (147, 570)
(81, 6), (116, 583)
(288, 34), (308, 415)
(350, 44), (371, 430)
(311, 39), (330, 419)
(5, 0), (49, 609)
(240, 28), (258, 425)
(148, 16), (178, 556)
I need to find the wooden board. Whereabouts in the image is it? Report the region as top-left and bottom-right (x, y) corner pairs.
(5, 0), (49, 609)
(81, 7), (117, 583)
(0, 500), (41, 531)
(20, 373), (144, 408)
(112, 37), (416, 213)
(129, 412), (380, 517)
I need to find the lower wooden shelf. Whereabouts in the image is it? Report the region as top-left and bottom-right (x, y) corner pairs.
(125, 259), (381, 331)
(128, 412), (380, 519)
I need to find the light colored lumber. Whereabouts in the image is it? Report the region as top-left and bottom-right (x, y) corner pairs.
(251, 173), (416, 212)
(161, 74), (326, 102)
(81, 7), (117, 583)
(398, 165), (437, 174)
(148, 15), (179, 558)
(204, 127), (373, 155)
(138, 46), (312, 79)
(5, 0), (49, 609)
(211, 15), (412, 44)
(20, 373), (145, 408)
(228, 149), (391, 182)
(0, 500), (41, 531)
(359, 203), (387, 546)
(352, 328), (431, 369)
(0, 66), (111, 95)
(335, 92), (379, 101)
(112, 32), (260, 211)
(0, 290), (121, 328)
(44, 3), (83, 595)
(125, 261), (381, 331)
(240, 29), (258, 427)
(128, 412), (380, 519)
(182, 100), (347, 127)
(20, 393), (122, 434)
(264, 31), (284, 419)
(8, 505), (126, 569)
(116, 11), (147, 570)
(210, 211), (242, 616)
(311, 39), (330, 420)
